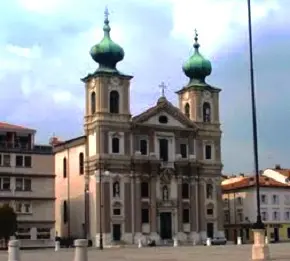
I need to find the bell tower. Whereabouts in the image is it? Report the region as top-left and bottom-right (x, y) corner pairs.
(176, 30), (221, 125)
(82, 8), (133, 158)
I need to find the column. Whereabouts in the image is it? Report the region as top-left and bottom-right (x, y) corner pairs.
(150, 177), (157, 233)
(190, 181), (197, 232)
(177, 178), (183, 232)
(215, 181), (224, 231)
(124, 182), (132, 233)
(134, 178), (142, 233)
(199, 181), (206, 232)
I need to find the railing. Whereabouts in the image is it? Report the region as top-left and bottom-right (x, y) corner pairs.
(0, 142), (52, 154)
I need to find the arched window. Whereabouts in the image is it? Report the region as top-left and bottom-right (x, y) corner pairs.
(91, 92), (96, 114)
(112, 137), (120, 153)
(63, 200), (68, 223)
(206, 183), (213, 199)
(184, 103), (190, 118)
(203, 102), (211, 122)
(63, 157), (67, 178)
(110, 90), (119, 113)
(113, 181), (120, 197)
(79, 153), (84, 175)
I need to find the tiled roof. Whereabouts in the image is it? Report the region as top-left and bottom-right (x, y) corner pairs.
(222, 175), (290, 191)
(0, 122), (35, 131)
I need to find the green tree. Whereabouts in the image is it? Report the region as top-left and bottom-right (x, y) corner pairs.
(0, 204), (17, 246)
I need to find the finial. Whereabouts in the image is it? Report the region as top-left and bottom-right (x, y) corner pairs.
(103, 6), (111, 34)
(193, 29), (200, 50)
(104, 6), (109, 23)
(159, 82), (167, 97)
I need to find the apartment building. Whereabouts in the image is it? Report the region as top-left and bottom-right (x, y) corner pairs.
(222, 174), (290, 243)
(0, 122), (55, 246)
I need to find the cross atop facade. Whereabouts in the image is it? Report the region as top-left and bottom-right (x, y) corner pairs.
(159, 82), (167, 97)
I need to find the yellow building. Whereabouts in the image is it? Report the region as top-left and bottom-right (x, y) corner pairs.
(222, 174), (290, 243)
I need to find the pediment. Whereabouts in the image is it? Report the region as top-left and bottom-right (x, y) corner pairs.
(132, 98), (198, 130)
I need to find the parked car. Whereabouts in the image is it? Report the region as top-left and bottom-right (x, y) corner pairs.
(203, 237), (227, 245)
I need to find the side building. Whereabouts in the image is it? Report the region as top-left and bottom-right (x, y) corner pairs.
(0, 122), (55, 246)
(222, 174), (290, 244)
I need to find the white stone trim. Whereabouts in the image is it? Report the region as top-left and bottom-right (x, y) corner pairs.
(108, 132), (124, 155)
(203, 140), (215, 161)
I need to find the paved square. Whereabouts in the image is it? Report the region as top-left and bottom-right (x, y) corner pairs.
(1, 244), (290, 261)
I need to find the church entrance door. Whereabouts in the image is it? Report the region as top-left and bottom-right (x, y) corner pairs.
(160, 212), (172, 239)
(112, 224), (121, 241)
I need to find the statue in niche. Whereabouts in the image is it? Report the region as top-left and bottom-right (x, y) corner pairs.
(162, 185), (169, 201)
(113, 181), (120, 197)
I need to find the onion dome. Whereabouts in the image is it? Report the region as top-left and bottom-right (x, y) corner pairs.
(90, 8), (124, 72)
(182, 30), (212, 84)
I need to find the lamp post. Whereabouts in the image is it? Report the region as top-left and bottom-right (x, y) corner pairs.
(95, 167), (110, 250)
(247, 0), (270, 259)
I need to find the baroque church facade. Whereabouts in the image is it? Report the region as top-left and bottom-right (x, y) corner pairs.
(54, 11), (224, 246)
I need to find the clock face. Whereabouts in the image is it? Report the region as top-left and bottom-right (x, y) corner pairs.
(203, 90), (211, 99)
(110, 77), (120, 86)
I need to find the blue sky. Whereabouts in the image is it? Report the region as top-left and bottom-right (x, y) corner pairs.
(0, 0), (289, 173)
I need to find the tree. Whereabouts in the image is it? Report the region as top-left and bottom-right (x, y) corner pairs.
(0, 204), (17, 246)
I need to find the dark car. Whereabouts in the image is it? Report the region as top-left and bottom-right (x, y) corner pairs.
(203, 237), (227, 246)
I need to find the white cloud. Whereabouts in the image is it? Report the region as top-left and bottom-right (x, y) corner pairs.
(16, 0), (68, 14)
(5, 44), (42, 59)
(169, 0), (280, 56)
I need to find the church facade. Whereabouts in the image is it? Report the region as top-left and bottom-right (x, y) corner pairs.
(54, 11), (224, 246)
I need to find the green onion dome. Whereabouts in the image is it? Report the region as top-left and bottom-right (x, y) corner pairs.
(182, 30), (212, 84)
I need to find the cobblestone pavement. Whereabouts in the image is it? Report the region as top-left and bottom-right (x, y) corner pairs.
(1, 243), (290, 261)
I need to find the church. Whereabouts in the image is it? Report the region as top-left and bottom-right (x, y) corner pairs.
(53, 9), (224, 246)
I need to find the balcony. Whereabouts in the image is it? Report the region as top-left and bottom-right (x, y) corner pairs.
(0, 142), (52, 154)
(160, 161), (174, 169)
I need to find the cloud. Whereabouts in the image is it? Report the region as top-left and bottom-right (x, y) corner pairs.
(0, 0), (289, 173)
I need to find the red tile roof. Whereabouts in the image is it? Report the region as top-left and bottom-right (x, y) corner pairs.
(222, 175), (290, 191)
(0, 122), (35, 131)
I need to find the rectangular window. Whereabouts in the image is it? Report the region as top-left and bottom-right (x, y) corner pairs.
(0, 154), (2, 165)
(285, 211), (290, 220)
(287, 228), (290, 239)
(24, 156), (32, 167)
(16, 155), (23, 167)
(24, 179), (31, 191)
(15, 202), (22, 213)
(261, 211), (267, 221)
(24, 203), (31, 213)
(141, 182), (149, 198)
(272, 195), (279, 204)
(205, 145), (212, 160)
(182, 208), (190, 223)
(1, 177), (10, 190)
(140, 139), (148, 155)
(36, 228), (50, 239)
(3, 155), (11, 166)
(182, 183), (189, 199)
(15, 178), (23, 191)
(273, 211), (279, 220)
(141, 208), (149, 223)
(180, 144), (187, 158)
(207, 208), (213, 216)
(63, 200), (68, 224)
(261, 194), (267, 204)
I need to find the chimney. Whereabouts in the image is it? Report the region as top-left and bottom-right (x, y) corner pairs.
(239, 173), (245, 177)
(275, 164), (281, 170)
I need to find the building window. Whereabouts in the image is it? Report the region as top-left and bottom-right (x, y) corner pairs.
(109, 90), (119, 113)
(15, 202), (32, 214)
(37, 228), (50, 239)
(237, 210), (243, 222)
(273, 211), (279, 221)
(15, 178), (31, 191)
(113, 208), (121, 216)
(158, 115), (168, 124)
(180, 144), (187, 158)
(112, 137), (120, 153)
(0, 177), (10, 190)
(287, 227), (290, 239)
(24, 156), (32, 167)
(207, 207), (214, 216)
(141, 182), (149, 198)
(205, 145), (212, 160)
(236, 197), (243, 205)
(224, 210), (230, 223)
(159, 138), (168, 161)
(223, 198), (229, 207)
(2, 154), (11, 167)
(16, 155), (23, 167)
(184, 103), (190, 118)
(17, 227), (31, 239)
(182, 208), (190, 223)
(285, 211), (290, 220)
(272, 195), (279, 204)
(63, 157), (67, 178)
(261, 211), (268, 221)
(63, 200), (68, 224)
(91, 92), (96, 114)
(285, 195), (290, 205)
(182, 183), (189, 199)
(206, 184), (213, 199)
(203, 102), (211, 122)
(261, 194), (267, 204)
(141, 208), (149, 223)
(140, 140), (148, 155)
(79, 153), (84, 175)
(112, 181), (120, 198)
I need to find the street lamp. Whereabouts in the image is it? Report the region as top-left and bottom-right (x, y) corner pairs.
(95, 168), (110, 250)
(246, 0), (270, 259)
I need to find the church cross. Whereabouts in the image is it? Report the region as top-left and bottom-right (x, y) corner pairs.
(159, 82), (167, 97)
(104, 6), (109, 20)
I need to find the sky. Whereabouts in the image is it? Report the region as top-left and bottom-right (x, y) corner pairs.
(0, 0), (289, 174)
